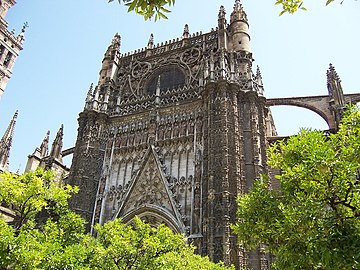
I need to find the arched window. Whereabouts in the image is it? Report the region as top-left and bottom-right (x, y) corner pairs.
(146, 66), (185, 96)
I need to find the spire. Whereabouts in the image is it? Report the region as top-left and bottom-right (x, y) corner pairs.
(254, 66), (264, 96)
(327, 64), (345, 129)
(86, 83), (94, 101)
(327, 63), (345, 106)
(183, 24), (189, 39)
(39, 130), (50, 158)
(147, 33), (154, 49)
(85, 83), (94, 109)
(0, 110), (18, 171)
(255, 66), (263, 86)
(230, 0), (248, 24)
(49, 124), (63, 161)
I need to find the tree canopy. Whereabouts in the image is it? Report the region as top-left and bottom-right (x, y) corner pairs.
(108, 0), (175, 20)
(108, 0), (344, 20)
(0, 168), (232, 269)
(232, 106), (360, 269)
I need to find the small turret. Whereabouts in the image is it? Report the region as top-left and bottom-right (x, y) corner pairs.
(99, 33), (121, 84)
(229, 0), (250, 52)
(0, 110), (17, 171)
(25, 130), (50, 172)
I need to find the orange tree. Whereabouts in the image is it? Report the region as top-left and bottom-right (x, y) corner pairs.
(232, 106), (360, 269)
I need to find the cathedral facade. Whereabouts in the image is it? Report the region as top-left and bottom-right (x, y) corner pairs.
(68, 2), (275, 269)
(64, 1), (360, 269)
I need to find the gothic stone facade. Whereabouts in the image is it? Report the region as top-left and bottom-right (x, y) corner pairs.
(68, 3), (274, 269)
(66, 1), (359, 270)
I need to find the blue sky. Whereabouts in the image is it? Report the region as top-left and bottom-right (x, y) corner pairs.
(1, 0), (359, 172)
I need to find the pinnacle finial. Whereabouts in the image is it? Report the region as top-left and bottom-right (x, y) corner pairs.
(327, 63), (344, 109)
(147, 33), (154, 49)
(50, 124), (64, 160)
(39, 130), (50, 157)
(86, 83), (94, 102)
(255, 65), (263, 86)
(327, 63), (340, 82)
(113, 32), (121, 45)
(0, 110), (18, 171)
(109, 32), (121, 53)
(218, 6), (226, 19)
(183, 24), (189, 39)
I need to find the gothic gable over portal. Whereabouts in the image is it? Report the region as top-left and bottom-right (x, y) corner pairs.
(116, 145), (185, 233)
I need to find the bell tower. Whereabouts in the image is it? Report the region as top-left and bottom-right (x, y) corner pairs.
(0, 0), (25, 99)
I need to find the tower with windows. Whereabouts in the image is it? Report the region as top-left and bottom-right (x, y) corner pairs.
(0, 0), (25, 99)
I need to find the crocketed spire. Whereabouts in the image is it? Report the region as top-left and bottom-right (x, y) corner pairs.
(327, 63), (344, 106)
(0, 110), (18, 171)
(39, 130), (50, 158)
(49, 124), (63, 160)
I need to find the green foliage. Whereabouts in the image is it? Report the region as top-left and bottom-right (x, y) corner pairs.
(275, 0), (307, 15)
(0, 168), (77, 230)
(0, 169), (231, 269)
(233, 105), (360, 269)
(91, 216), (233, 269)
(108, 0), (175, 21)
(275, 0), (346, 15)
(0, 169), (89, 269)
